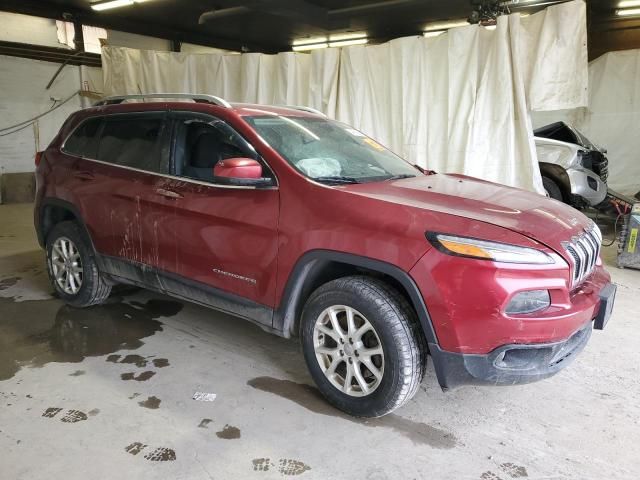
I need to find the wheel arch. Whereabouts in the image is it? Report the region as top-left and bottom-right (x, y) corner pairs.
(539, 163), (571, 202)
(37, 198), (97, 256)
(273, 250), (438, 346)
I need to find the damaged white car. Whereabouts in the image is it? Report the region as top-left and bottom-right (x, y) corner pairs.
(535, 122), (608, 209)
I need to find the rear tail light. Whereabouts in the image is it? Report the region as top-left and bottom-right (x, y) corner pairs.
(35, 151), (44, 167)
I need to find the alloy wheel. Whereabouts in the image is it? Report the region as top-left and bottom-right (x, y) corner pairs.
(313, 305), (384, 397)
(50, 237), (83, 295)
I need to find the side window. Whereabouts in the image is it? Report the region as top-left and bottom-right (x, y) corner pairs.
(173, 117), (261, 183)
(63, 117), (102, 158)
(97, 115), (169, 174)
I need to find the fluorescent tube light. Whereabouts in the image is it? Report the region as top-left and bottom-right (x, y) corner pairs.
(617, 7), (640, 15)
(292, 36), (328, 46)
(618, 1), (640, 7)
(91, 0), (151, 11)
(328, 32), (367, 42)
(328, 38), (368, 47)
(292, 43), (329, 52)
(424, 19), (469, 32)
(423, 30), (445, 38)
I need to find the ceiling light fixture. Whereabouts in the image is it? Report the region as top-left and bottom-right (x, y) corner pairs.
(424, 19), (469, 32)
(292, 43), (329, 52)
(617, 7), (640, 15)
(328, 38), (368, 47)
(618, 0), (640, 7)
(91, 0), (150, 11)
(292, 32), (367, 51)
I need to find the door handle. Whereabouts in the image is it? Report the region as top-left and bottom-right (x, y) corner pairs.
(73, 171), (94, 181)
(156, 188), (183, 199)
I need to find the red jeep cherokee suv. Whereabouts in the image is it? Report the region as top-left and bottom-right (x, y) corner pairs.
(34, 94), (616, 417)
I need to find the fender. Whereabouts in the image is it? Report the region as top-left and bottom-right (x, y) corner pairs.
(36, 198), (103, 268)
(273, 250), (439, 346)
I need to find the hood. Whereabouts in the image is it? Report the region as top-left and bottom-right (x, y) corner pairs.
(347, 173), (593, 254)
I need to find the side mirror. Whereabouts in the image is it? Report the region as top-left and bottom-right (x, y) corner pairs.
(213, 158), (274, 187)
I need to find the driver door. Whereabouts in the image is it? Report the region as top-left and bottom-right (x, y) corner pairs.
(159, 112), (280, 310)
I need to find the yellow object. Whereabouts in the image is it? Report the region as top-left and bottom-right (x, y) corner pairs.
(363, 138), (385, 151)
(628, 228), (638, 253)
(439, 239), (493, 259)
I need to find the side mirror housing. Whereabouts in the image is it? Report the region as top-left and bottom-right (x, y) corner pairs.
(215, 158), (263, 179)
(213, 158), (274, 187)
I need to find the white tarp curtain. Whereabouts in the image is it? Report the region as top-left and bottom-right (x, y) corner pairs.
(533, 49), (640, 196)
(102, 0), (588, 193)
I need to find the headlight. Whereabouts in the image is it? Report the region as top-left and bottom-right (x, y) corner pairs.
(428, 233), (554, 264)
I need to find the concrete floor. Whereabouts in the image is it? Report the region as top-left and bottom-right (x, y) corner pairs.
(0, 203), (639, 480)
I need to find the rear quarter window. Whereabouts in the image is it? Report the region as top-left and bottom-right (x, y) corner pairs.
(63, 117), (103, 158)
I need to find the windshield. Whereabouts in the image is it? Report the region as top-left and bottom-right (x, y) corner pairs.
(244, 115), (420, 183)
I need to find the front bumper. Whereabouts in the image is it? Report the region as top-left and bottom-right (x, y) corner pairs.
(567, 167), (607, 206)
(429, 322), (592, 390)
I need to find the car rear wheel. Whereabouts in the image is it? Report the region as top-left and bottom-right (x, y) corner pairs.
(542, 176), (563, 202)
(46, 221), (112, 307)
(300, 276), (426, 417)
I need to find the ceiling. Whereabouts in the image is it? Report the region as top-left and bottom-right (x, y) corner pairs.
(1, 0), (638, 57)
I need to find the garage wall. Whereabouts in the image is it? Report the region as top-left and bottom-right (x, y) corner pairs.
(0, 12), (69, 48)
(0, 12), (228, 202)
(532, 49), (640, 196)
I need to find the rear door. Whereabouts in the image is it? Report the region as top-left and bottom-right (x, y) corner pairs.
(159, 111), (280, 308)
(64, 111), (177, 274)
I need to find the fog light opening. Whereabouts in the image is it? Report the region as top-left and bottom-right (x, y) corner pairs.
(505, 290), (551, 315)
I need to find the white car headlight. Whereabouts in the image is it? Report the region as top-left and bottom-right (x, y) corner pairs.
(428, 233), (554, 264)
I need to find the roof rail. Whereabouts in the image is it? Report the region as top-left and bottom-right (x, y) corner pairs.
(94, 93), (232, 108)
(284, 105), (326, 117)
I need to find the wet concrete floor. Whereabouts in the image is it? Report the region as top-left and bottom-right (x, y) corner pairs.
(1, 203), (640, 479)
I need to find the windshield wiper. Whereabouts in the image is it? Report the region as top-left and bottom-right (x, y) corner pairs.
(384, 174), (416, 181)
(313, 176), (361, 185)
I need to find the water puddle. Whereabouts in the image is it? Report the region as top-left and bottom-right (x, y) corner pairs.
(0, 294), (182, 381)
(248, 376), (457, 449)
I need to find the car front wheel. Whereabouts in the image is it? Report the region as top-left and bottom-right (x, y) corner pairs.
(300, 276), (426, 417)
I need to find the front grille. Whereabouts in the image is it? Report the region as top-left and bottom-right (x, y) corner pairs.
(563, 225), (602, 288)
(590, 152), (609, 183)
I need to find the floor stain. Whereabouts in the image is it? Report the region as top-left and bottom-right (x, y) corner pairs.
(247, 376), (457, 449)
(144, 447), (176, 462)
(138, 396), (161, 409)
(481, 472), (503, 480)
(253, 458), (272, 472)
(278, 459), (311, 476)
(198, 418), (213, 428)
(42, 407), (62, 418)
(500, 463), (528, 478)
(42, 407), (90, 423)
(120, 354), (148, 367)
(125, 442), (147, 455)
(152, 358), (169, 368)
(88, 408), (100, 416)
(216, 424), (241, 439)
(128, 393), (141, 399)
(0, 277), (20, 290)
(0, 293), (182, 381)
(121, 371), (156, 382)
(252, 458), (311, 476)
(68, 370), (85, 376)
(125, 442), (176, 461)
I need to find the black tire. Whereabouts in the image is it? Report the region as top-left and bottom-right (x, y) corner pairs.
(45, 221), (112, 307)
(300, 275), (426, 417)
(542, 176), (563, 202)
